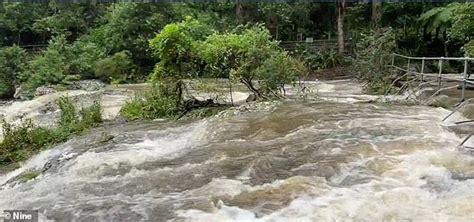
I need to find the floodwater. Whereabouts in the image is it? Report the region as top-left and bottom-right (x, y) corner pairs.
(0, 80), (473, 222)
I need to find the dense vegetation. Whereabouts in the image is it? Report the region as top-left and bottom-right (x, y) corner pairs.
(0, 2), (472, 112)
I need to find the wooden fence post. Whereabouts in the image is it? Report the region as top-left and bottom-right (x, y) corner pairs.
(461, 59), (468, 101)
(421, 58), (425, 83)
(229, 79), (234, 106)
(438, 59), (443, 92)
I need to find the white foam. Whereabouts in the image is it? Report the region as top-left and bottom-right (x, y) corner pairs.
(68, 122), (208, 176)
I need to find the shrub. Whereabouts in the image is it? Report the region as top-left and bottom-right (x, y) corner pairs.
(299, 49), (343, 71)
(0, 96), (102, 166)
(149, 17), (213, 82)
(21, 36), (107, 94)
(463, 40), (474, 57)
(120, 87), (179, 121)
(198, 25), (306, 98)
(22, 35), (70, 92)
(93, 51), (134, 83)
(56, 96), (102, 136)
(144, 21), (305, 121)
(352, 28), (397, 93)
(69, 40), (106, 79)
(148, 17), (214, 107)
(0, 119), (54, 164)
(256, 51), (307, 95)
(0, 46), (27, 98)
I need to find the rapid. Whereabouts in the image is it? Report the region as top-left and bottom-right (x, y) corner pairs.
(0, 80), (472, 222)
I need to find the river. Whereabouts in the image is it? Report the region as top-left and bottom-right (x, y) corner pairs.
(0, 80), (473, 221)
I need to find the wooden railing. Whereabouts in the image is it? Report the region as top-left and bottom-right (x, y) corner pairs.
(389, 53), (473, 102)
(279, 39), (339, 51)
(389, 53), (473, 150)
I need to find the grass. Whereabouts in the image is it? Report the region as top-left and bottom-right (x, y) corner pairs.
(0, 96), (102, 167)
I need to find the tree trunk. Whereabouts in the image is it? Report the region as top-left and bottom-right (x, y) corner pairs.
(275, 25), (279, 40)
(241, 79), (262, 98)
(236, 1), (243, 25)
(372, 0), (382, 28)
(337, 0), (345, 54)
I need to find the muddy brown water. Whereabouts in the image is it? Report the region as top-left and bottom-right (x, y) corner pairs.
(0, 81), (473, 222)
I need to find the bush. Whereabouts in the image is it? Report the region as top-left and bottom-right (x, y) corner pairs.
(144, 21), (305, 121)
(198, 24), (306, 98)
(463, 40), (474, 57)
(0, 46), (27, 98)
(298, 49), (343, 71)
(149, 17), (213, 82)
(22, 35), (70, 92)
(256, 51), (306, 95)
(21, 36), (106, 94)
(94, 51), (134, 83)
(0, 96), (102, 166)
(148, 17), (214, 108)
(0, 120), (54, 164)
(69, 40), (106, 79)
(352, 28), (397, 93)
(55, 96), (102, 136)
(120, 87), (179, 121)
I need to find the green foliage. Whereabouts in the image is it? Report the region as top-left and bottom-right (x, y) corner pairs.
(418, 4), (457, 36)
(149, 17), (213, 82)
(56, 96), (102, 136)
(198, 24), (306, 97)
(418, 3), (473, 56)
(463, 40), (474, 58)
(22, 35), (69, 92)
(0, 46), (27, 98)
(0, 96), (102, 166)
(32, 3), (98, 37)
(120, 87), (179, 121)
(0, 119), (53, 164)
(94, 51), (134, 83)
(353, 28), (397, 93)
(0, 3), (49, 45)
(69, 40), (106, 78)
(256, 51), (306, 95)
(21, 35), (106, 93)
(299, 49), (343, 71)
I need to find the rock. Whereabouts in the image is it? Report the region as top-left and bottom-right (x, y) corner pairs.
(427, 95), (451, 108)
(459, 103), (474, 119)
(13, 86), (28, 100)
(71, 80), (106, 91)
(35, 85), (57, 97)
(246, 94), (257, 102)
